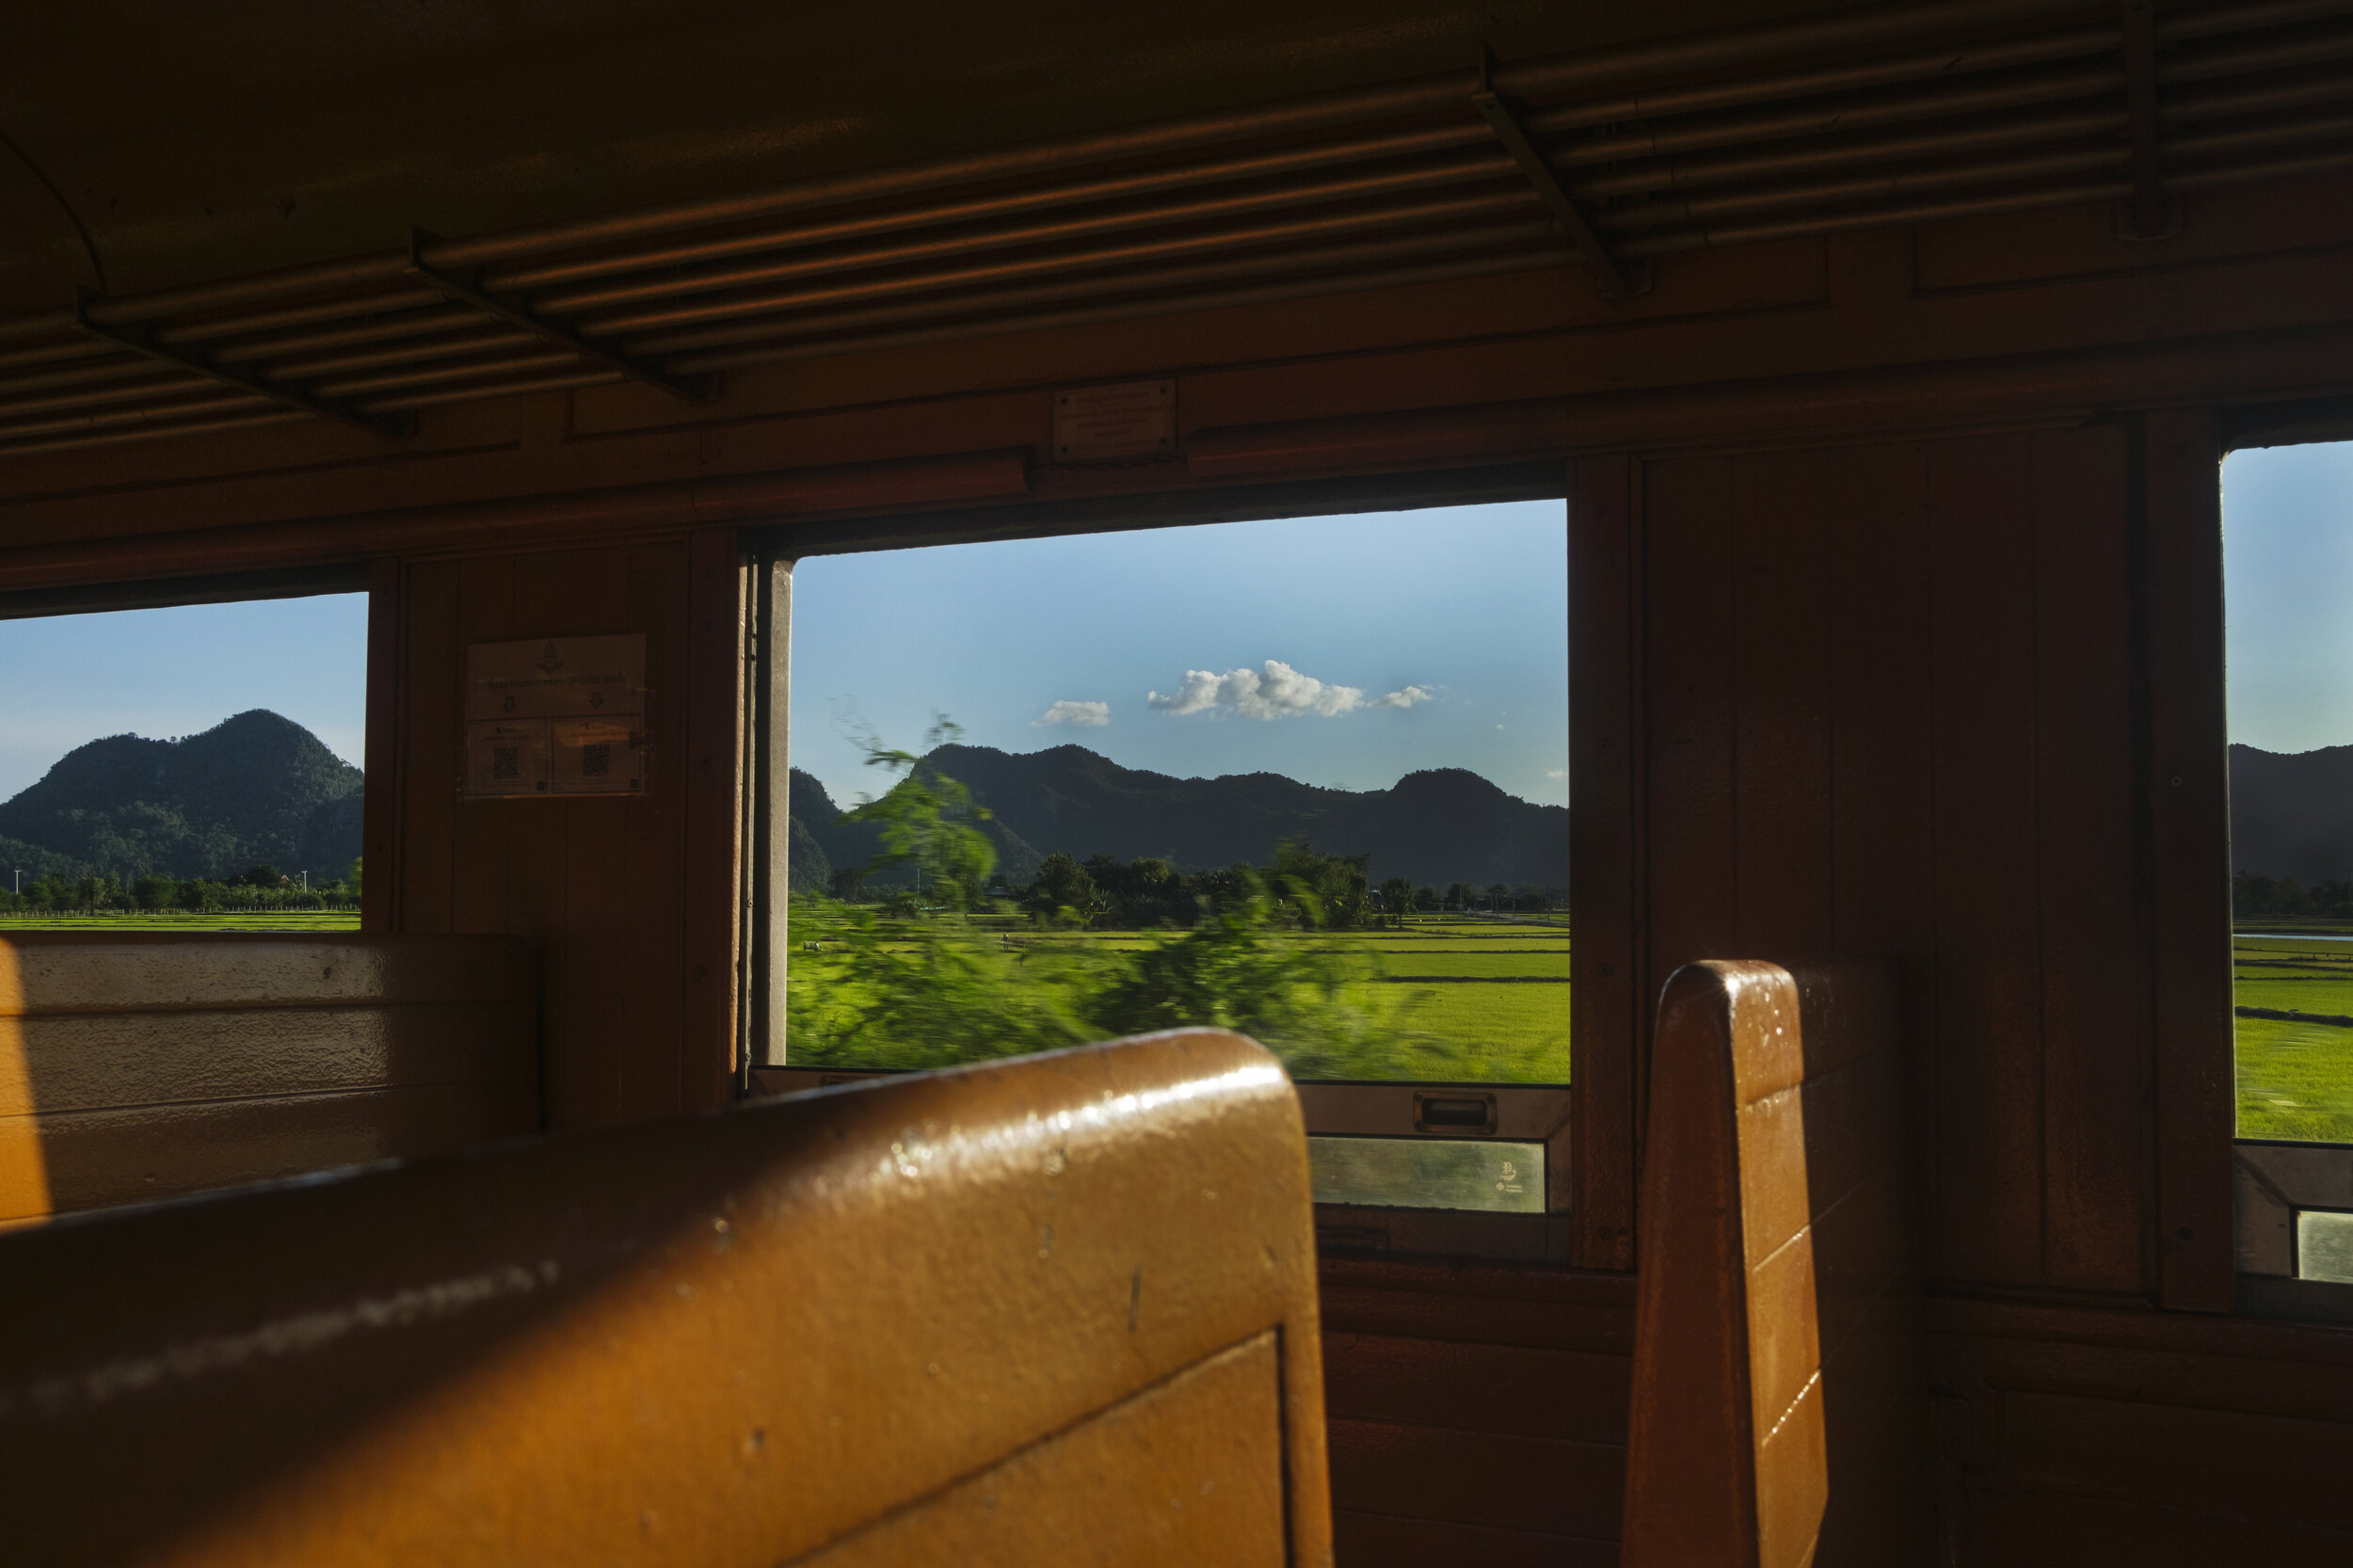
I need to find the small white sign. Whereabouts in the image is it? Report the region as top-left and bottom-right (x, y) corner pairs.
(1051, 379), (1176, 462)
(468, 634), (646, 722)
(464, 634), (649, 798)
(464, 719), (551, 797)
(552, 715), (647, 794)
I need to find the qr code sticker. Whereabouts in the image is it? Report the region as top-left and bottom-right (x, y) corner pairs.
(582, 743), (611, 777)
(492, 745), (519, 780)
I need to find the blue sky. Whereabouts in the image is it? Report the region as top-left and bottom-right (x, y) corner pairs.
(0, 595), (367, 802)
(790, 502), (1570, 808)
(2226, 440), (2353, 753)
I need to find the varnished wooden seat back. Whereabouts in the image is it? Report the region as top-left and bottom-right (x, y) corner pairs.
(1623, 958), (1920, 1568)
(0, 933), (537, 1224)
(0, 1028), (1330, 1568)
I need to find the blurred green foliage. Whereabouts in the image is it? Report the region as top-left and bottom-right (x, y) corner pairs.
(783, 723), (1565, 1080)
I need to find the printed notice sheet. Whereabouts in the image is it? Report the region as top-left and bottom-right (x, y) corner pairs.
(463, 634), (648, 797)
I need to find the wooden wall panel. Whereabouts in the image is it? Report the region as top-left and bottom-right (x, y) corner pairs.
(2143, 408), (2235, 1311)
(360, 557), (404, 934)
(1319, 1259), (1634, 1566)
(1330, 1512), (1619, 1568)
(1322, 1334), (1631, 1446)
(1632, 425), (2177, 1304)
(622, 541), (694, 1119)
(504, 554), (583, 1120)
(1642, 458), (1739, 984)
(449, 555), (518, 942)
(2023, 426), (2147, 1296)
(389, 536), (736, 1132)
(1825, 445), (1937, 1256)
(1931, 1298), (2353, 1563)
(1729, 451), (1833, 960)
(395, 559), (461, 936)
(1923, 438), (2048, 1288)
(1571, 456), (1640, 1272)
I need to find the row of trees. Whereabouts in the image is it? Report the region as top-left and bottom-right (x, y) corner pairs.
(1022, 843), (1371, 929)
(2233, 871), (2353, 920)
(0, 860), (361, 915)
(844, 843), (1564, 932)
(1016, 860), (1560, 930)
(1380, 878), (1558, 920)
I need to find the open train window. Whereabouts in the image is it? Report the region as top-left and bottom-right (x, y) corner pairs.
(2219, 436), (2353, 1300)
(0, 566), (369, 930)
(746, 491), (1574, 1259)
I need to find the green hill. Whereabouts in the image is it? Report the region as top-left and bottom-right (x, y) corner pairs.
(0, 710), (362, 884)
(790, 743), (1566, 893)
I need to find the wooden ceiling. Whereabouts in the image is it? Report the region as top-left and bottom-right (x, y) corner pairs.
(0, 0), (1800, 306)
(8, 0), (2351, 465)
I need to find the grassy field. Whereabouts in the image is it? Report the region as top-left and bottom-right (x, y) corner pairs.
(800, 913), (1573, 1084)
(1336, 919), (1572, 1080)
(0, 911), (361, 932)
(2234, 931), (2353, 1143)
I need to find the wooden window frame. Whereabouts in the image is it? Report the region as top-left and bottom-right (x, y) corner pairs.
(743, 460), (1621, 1263)
(2201, 399), (2353, 1317)
(0, 560), (384, 924)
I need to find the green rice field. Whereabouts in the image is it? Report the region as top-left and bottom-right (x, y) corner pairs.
(2234, 930), (2353, 1143)
(0, 911), (361, 933)
(808, 913), (1574, 1083)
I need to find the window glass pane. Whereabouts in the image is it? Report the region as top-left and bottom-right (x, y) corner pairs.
(2226, 440), (2353, 1143)
(1307, 1135), (1545, 1211)
(784, 502), (1568, 1082)
(0, 595), (367, 928)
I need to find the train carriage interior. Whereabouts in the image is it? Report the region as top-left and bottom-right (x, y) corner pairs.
(5, 0), (2353, 1561)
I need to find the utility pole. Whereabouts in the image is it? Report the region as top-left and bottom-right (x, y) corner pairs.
(9, 871), (18, 894)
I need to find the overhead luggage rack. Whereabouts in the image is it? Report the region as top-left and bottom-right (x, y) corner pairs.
(2, 0), (2351, 461)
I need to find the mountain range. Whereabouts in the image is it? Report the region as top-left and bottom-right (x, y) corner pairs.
(790, 743), (1570, 892)
(0, 711), (363, 885)
(25, 725), (2345, 896)
(2230, 742), (2353, 886)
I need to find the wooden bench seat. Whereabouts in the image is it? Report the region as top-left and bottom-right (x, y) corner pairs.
(0, 1028), (1330, 1567)
(1624, 958), (1922, 1568)
(0, 933), (536, 1224)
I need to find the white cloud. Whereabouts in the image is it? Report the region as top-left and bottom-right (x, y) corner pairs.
(1378, 684), (1434, 709)
(1146, 660), (1365, 720)
(1034, 699), (1110, 728)
(1545, 768), (1566, 780)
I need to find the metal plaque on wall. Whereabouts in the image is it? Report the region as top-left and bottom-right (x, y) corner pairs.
(463, 634), (648, 798)
(1051, 379), (1175, 461)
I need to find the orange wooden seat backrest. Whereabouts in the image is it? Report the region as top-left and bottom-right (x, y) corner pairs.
(1622, 958), (1922, 1568)
(0, 932), (536, 1224)
(0, 1028), (1331, 1568)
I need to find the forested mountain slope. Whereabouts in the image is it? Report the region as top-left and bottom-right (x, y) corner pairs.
(791, 743), (1568, 891)
(2230, 742), (2353, 888)
(0, 711), (362, 883)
